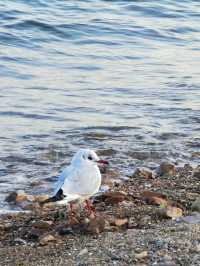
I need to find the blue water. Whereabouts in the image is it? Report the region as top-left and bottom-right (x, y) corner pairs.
(0, 0), (200, 209)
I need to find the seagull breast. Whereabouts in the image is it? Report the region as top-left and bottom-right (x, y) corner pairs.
(61, 163), (101, 198)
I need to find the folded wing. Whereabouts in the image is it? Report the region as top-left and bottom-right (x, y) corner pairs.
(53, 164), (73, 195)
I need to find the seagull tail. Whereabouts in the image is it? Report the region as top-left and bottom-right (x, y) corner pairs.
(40, 189), (81, 206)
(40, 188), (64, 205)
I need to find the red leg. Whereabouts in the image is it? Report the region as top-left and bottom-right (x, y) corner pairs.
(69, 202), (74, 213)
(69, 202), (76, 217)
(85, 199), (96, 217)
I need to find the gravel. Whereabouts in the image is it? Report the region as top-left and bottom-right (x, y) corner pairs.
(0, 163), (200, 266)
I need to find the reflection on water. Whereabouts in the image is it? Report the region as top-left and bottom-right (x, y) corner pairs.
(0, 0), (200, 209)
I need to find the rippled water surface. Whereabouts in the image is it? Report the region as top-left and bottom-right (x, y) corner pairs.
(0, 0), (200, 209)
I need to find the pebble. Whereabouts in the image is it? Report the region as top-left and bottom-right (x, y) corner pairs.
(182, 212), (200, 224)
(193, 165), (200, 178)
(194, 244), (200, 252)
(96, 191), (126, 205)
(192, 152), (200, 158)
(13, 238), (27, 245)
(28, 228), (43, 240)
(141, 191), (168, 206)
(78, 248), (88, 257)
(183, 163), (193, 172)
(157, 206), (183, 219)
(191, 197), (200, 212)
(158, 162), (176, 177)
(39, 234), (56, 246)
(132, 167), (153, 179)
(114, 218), (128, 227)
(5, 191), (49, 205)
(58, 227), (74, 236)
(34, 195), (49, 203)
(20, 201), (40, 211)
(32, 220), (53, 229)
(0, 222), (13, 231)
(163, 254), (173, 261)
(135, 251), (148, 259)
(86, 217), (106, 234)
(5, 192), (18, 202)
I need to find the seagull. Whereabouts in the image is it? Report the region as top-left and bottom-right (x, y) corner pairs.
(44, 149), (109, 215)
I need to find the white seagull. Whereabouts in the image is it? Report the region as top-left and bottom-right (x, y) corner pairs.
(44, 149), (108, 214)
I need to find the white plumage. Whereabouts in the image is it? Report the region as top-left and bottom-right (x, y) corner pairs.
(52, 149), (106, 205)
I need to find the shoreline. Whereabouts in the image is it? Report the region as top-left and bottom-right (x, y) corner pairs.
(0, 162), (200, 265)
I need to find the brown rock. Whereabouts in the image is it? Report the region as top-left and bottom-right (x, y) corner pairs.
(6, 191), (29, 203)
(34, 195), (49, 203)
(41, 202), (55, 209)
(192, 152), (200, 158)
(5, 192), (49, 206)
(114, 218), (128, 227)
(158, 162), (176, 177)
(32, 220), (53, 229)
(5, 191), (35, 204)
(135, 251), (148, 259)
(39, 234), (56, 246)
(86, 217), (106, 234)
(97, 191), (126, 205)
(16, 192), (30, 202)
(141, 191), (169, 207)
(169, 205), (183, 217)
(132, 167), (153, 179)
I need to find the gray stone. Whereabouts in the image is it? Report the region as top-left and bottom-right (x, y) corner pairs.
(193, 165), (200, 178)
(191, 197), (200, 212)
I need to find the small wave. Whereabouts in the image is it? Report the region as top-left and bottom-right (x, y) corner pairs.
(0, 111), (62, 121)
(0, 0), (199, 210)
(126, 4), (186, 19)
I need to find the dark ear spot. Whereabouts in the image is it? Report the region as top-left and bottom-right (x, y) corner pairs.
(88, 155), (93, 160)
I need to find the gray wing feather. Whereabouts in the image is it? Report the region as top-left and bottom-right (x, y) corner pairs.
(53, 165), (72, 195)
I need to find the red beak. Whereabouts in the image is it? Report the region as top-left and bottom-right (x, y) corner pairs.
(96, 159), (109, 165)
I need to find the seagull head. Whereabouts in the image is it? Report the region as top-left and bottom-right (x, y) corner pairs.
(71, 149), (109, 166)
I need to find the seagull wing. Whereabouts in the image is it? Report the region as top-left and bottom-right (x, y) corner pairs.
(53, 164), (73, 195)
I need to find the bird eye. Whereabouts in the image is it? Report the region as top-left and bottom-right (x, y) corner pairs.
(88, 155), (93, 161)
